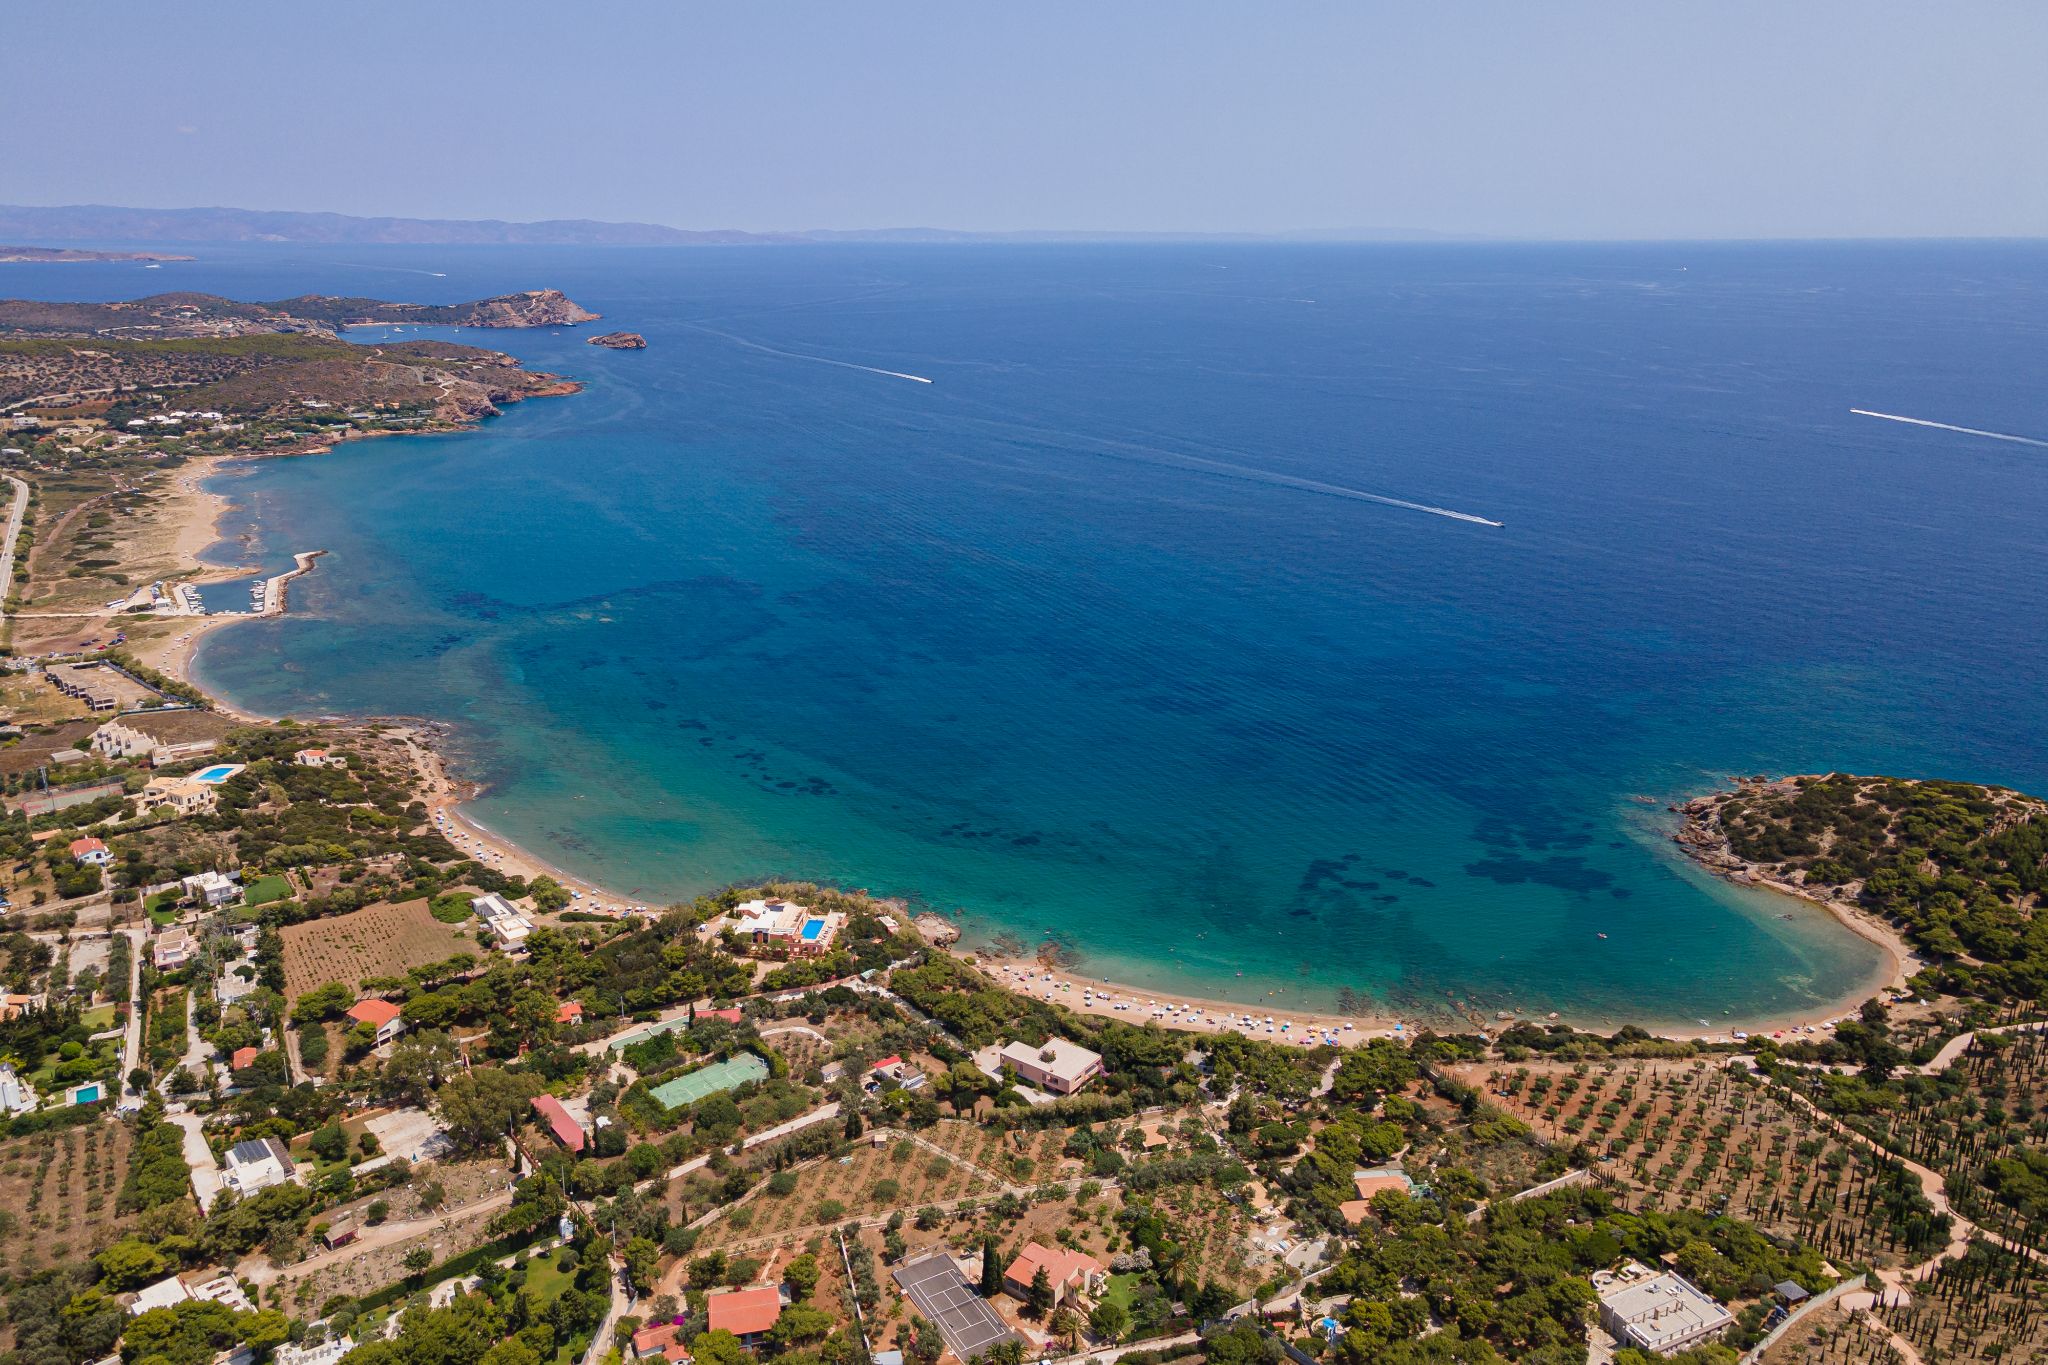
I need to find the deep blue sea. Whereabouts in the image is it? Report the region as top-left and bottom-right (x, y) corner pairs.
(22, 242), (2048, 1026)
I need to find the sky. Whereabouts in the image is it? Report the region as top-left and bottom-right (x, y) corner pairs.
(6, 2), (2046, 239)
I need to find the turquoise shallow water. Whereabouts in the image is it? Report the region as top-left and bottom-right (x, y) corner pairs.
(39, 241), (2048, 1026)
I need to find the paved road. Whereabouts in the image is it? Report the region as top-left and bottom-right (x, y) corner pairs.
(169, 1111), (224, 1211)
(0, 474), (25, 624)
(116, 927), (148, 1105)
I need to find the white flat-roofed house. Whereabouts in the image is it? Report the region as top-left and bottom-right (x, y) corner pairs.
(730, 897), (846, 959)
(0, 1064), (35, 1115)
(1593, 1263), (1734, 1355)
(292, 747), (347, 769)
(220, 1136), (297, 1197)
(129, 1274), (191, 1316)
(997, 1037), (1105, 1095)
(189, 1273), (253, 1313)
(472, 892), (533, 950)
(181, 870), (242, 908)
(153, 926), (198, 971)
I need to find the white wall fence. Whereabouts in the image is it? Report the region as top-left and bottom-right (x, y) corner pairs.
(1740, 1274), (1867, 1363)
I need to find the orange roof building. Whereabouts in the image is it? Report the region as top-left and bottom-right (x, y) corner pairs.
(630, 1321), (692, 1362)
(345, 997), (406, 1045)
(1341, 1169), (1414, 1224)
(705, 1285), (783, 1339)
(230, 1046), (261, 1070)
(531, 1093), (586, 1152)
(346, 999), (401, 1028)
(1004, 1242), (1106, 1304)
(556, 1001), (584, 1024)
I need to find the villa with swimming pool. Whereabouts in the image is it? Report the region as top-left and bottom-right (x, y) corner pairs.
(729, 897), (846, 958)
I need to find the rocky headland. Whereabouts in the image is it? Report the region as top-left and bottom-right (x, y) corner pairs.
(0, 288), (599, 340)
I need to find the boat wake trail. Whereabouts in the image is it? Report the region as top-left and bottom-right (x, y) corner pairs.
(1851, 409), (2048, 449)
(1067, 434), (1503, 527)
(1166, 452), (1504, 526)
(692, 325), (932, 383)
(330, 262), (451, 278)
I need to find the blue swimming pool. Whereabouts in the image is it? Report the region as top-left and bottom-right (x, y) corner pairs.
(194, 764), (243, 784)
(71, 1084), (100, 1104)
(800, 918), (827, 942)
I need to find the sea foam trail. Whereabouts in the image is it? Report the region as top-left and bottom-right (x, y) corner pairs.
(693, 325), (932, 383)
(1851, 409), (2048, 449)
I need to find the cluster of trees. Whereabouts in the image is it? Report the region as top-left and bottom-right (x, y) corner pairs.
(1324, 1183), (1829, 1362)
(118, 1108), (194, 1213)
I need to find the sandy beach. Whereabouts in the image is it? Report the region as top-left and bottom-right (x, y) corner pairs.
(967, 940), (1887, 1049)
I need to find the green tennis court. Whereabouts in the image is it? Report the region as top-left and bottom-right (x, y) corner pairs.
(649, 1053), (770, 1110)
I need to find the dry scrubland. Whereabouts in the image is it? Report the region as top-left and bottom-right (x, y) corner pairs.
(280, 898), (475, 998)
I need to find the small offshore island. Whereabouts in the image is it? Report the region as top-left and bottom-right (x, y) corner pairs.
(0, 291), (2045, 1364)
(588, 330), (648, 349)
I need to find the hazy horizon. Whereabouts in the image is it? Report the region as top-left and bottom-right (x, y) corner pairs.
(8, 2), (2047, 242)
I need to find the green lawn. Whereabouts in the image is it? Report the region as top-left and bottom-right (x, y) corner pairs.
(241, 874), (293, 906)
(145, 890), (180, 925)
(80, 1005), (117, 1031)
(1101, 1273), (1144, 1312)
(519, 1254), (574, 1314)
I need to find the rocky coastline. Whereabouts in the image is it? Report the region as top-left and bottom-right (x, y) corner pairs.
(1672, 776), (1918, 991)
(587, 331), (647, 349)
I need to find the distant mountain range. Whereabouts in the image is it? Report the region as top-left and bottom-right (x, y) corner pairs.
(0, 203), (1460, 248)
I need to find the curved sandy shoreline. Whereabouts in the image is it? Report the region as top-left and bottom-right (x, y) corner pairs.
(142, 460), (1902, 1050)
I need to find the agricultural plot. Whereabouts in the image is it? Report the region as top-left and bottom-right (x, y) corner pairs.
(1459, 1058), (1913, 1267)
(0, 1122), (133, 1272)
(759, 1025), (838, 1077)
(281, 899), (476, 998)
(693, 1138), (1000, 1254)
(1141, 1178), (1273, 1293)
(923, 1122), (1075, 1187)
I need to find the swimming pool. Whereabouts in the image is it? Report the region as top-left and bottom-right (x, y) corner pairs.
(799, 917), (828, 942)
(193, 763), (246, 785)
(70, 1083), (100, 1105)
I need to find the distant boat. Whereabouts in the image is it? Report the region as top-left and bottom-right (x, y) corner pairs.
(1597, 932), (1608, 939)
